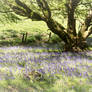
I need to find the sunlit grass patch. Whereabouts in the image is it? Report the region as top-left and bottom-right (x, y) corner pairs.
(0, 19), (51, 46)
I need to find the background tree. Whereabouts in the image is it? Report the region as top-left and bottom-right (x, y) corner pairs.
(4, 0), (92, 51)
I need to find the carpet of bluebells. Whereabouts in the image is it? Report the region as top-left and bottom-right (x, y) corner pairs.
(0, 46), (92, 92)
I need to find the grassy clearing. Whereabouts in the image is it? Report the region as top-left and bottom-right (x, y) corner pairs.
(0, 19), (51, 46)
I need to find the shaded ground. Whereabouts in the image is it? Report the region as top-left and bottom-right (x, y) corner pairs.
(86, 37), (92, 46)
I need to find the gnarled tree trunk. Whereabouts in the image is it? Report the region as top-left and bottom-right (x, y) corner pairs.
(6, 0), (92, 52)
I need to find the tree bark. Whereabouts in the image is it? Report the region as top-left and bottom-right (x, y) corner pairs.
(6, 0), (92, 52)
(46, 18), (71, 44)
(66, 0), (80, 36)
(78, 9), (92, 39)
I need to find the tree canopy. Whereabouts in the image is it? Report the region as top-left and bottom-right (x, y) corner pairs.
(0, 0), (21, 23)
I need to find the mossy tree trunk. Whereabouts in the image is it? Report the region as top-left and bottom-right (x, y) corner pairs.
(6, 0), (92, 52)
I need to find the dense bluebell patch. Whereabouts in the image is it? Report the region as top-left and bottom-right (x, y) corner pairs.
(0, 46), (91, 82)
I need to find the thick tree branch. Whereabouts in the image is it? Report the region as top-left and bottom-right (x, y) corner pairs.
(66, 0), (80, 36)
(46, 18), (71, 44)
(8, 0), (44, 21)
(15, 0), (32, 14)
(78, 9), (92, 39)
(86, 27), (92, 38)
(35, 0), (71, 43)
(11, 6), (27, 16)
(36, 0), (51, 19)
(36, 0), (72, 44)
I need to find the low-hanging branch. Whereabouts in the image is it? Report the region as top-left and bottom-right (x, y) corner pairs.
(36, 0), (51, 19)
(8, 0), (45, 21)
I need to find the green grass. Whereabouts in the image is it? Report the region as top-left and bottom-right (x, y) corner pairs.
(0, 18), (92, 49)
(0, 19), (66, 49)
(0, 19), (51, 46)
(0, 71), (91, 92)
(0, 46), (91, 92)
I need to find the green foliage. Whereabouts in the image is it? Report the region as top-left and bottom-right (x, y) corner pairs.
(34, 33), (42, 41)
(0, 0), (22, 23)
(0, 73), (91, 92)
(0, 0), (92, 26)
(0, 46), (92, 92)
(17, 61), (26, 67)
(27, 35), (36, 43)
(0, 19), (49, 46)
(50, 34), (62, 43)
